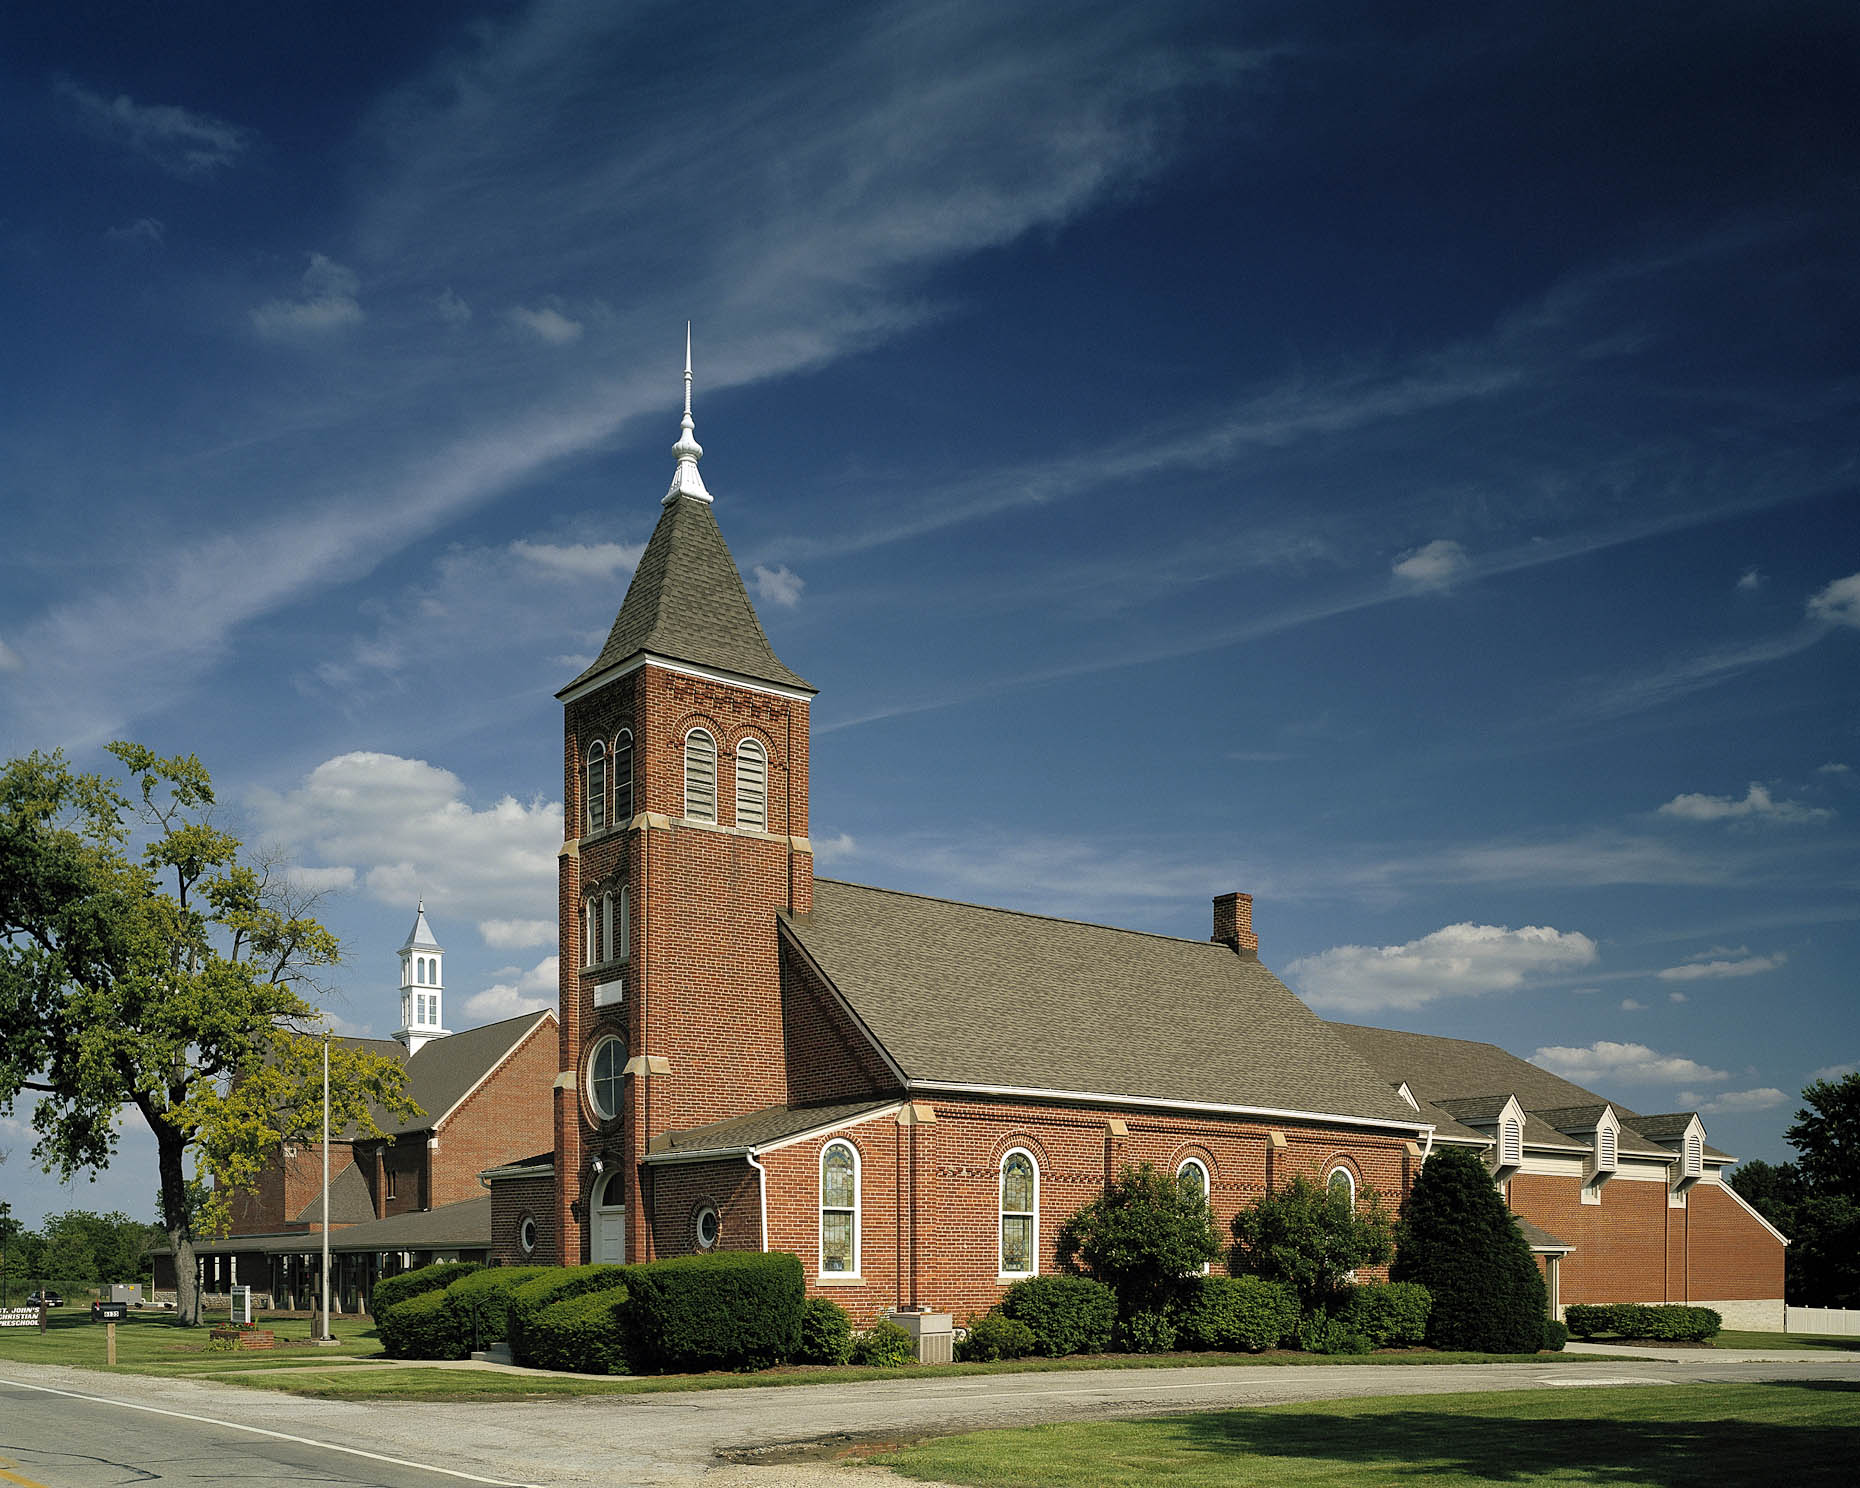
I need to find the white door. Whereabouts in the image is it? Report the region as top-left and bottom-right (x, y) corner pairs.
(595, 1174), (626, 1263)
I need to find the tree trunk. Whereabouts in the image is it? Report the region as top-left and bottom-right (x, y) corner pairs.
(154, 1119), (200, 1326)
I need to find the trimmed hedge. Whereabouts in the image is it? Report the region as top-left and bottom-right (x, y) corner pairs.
(1172, 1275), (1299, 1352)
(1338, 1282), (1432, 1348)
(622, 1250), (805, 1373)
(999, 1276), (1117, 1357)
(795, 1298), (854, 1365)
(957, 1313), (1037, 1362)
(437, 1265), (551, 1353)
(523, 1286), (632, 1374)
(1564, 1303), (1721, 1342)
(850, 1318), (916, 1367)
(1543, 1318), (1569, 1352)
(370, 1260), (481, 1318)
(379, 1287), (461, 1359)
(509, 1265), (630, 1367)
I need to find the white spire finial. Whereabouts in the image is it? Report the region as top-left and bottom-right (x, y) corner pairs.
(664, 321), (713, 505)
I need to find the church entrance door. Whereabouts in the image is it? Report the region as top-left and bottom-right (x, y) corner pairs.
(595, 1173), (627, 1263)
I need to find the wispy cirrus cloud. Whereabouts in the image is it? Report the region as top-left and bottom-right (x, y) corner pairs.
(1656, 949), (1786, 981)
(55, 77), (254, 177)
(1658, 782), (1833, 824)
(251, 254), (364, 340)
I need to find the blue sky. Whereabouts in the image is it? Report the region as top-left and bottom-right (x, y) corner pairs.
(2, 2), (1856, 1228)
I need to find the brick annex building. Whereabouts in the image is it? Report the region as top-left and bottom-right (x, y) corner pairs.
(486, 362), (1787, 1330)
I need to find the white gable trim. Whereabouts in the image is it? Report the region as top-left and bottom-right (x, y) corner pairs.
(776, 921), (911, 1089)
(428, 1009), (557, 1133)
(557, 651), (815, 705)
(1716, 1176), (1792, 1245)
(906, 1078), (1431, 1136)
(641, 1102), (907, 1165)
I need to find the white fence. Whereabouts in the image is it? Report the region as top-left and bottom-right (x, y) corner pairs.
(1788, 1306), (1860, 1336)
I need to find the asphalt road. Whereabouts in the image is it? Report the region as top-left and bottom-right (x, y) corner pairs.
(4, 1352), (1859, 1488)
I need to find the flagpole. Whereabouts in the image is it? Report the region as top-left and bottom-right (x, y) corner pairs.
(320, 1028), (332, 1342)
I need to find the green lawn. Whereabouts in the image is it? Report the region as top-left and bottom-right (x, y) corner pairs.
(876, 1381), (1860, 1488)
(0, 1310), (385, 1377)
(1716, 1329), (1860, 1353)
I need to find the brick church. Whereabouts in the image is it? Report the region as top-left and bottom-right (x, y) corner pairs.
(486, 350), (1787, 1329)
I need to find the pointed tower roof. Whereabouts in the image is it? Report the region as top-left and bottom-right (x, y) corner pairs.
(558, 332), (814, 698)
(399, 900), (443, 952)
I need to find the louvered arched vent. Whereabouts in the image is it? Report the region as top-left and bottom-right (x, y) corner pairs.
(1598, 1125), (1617, 1170)
(1500, 1118), (1522, 1167)
(684, 729), (717, 823)
(736, 738), (768, 831)
(1684, 1132), (1702, 1176)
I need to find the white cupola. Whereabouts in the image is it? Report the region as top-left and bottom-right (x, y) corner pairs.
(394, 900), (451, 1054)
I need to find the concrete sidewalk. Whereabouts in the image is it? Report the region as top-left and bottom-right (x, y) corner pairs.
(1563, 1340), (1860, 1364)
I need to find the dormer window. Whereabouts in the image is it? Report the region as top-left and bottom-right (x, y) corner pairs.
(684, 729), (717, 823)
(613, 730), (634, 823)
(735, 738), (768, 831)
(586, 740), (607, 834)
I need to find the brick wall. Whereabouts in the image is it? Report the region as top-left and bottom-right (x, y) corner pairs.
(780, 937), (902, 1105)
(489, 1173), (555, 1265)
(427, 1015), (559, 1209)
(1683, 1182), (1785, 1302)
(645, 1157), (762, 1258)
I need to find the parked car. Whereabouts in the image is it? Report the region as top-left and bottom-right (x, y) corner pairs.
(25, 1290), (64, 1308)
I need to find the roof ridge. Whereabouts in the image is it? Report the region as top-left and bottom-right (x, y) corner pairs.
(810, 877), (1236, 952)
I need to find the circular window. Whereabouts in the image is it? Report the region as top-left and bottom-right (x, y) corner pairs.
(588, 1036), (625, 1121)
(695, 1206), (720, 1250)
(518, 1216), (537, 1255)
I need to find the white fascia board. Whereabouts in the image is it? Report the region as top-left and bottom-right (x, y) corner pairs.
(904, 1080), (1429, 1136)
(428, 1009), (557, 1133)
(557, 652), (816, 705)
(776, 922), (911, 1088)
(641, 1103), (907, 1166)
(1716, 1177), (1791, 1245)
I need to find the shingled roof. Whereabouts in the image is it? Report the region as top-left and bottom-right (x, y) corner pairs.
(328, 1010), (554, 1140)
(781, 880), (1422, 1129)
(559, 494), (813, 696)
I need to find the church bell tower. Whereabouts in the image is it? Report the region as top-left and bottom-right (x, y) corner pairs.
(394, 900), (450, 1055)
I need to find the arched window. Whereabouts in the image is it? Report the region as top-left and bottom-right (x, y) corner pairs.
(586, 740), (607, 834)
(821, 1141), (859, 1275)
(1326, 1165), (1356, 1209)
(614, 884), (630, 962)
(735, 738), (768, 831)
(999, 1149), (1038, 1277)
(684, 729), (717, 823)
(1177, 1157), (1212, 1273)
(583, 898), (597, 967)
(588, 1036), (625, 1121)
(601, 893), (614, 966)
(417, 957), (427, 984)
(613, 730), (634, 824)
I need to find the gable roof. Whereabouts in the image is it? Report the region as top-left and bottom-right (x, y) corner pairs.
(383, 1009), (555, 1137)
(559, 494), (813, 697)
(781, 880), (1422, 1130)
(1330, 1022), (1688, 1159)
(291, 1160), (375, 1224)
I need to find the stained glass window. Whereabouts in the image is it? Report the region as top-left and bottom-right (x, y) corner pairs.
(822, 1142), (857, 1273)
(1000, 1151), (1036, 1275)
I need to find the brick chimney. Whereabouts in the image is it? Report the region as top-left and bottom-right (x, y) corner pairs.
(1212, 892), (1259, 960)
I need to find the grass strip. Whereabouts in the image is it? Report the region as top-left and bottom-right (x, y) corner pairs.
(876, 1380), (1860, 1488)
(1714, 1329), (1860, 1353)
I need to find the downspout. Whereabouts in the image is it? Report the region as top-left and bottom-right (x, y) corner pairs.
(1421, 1126), (1435, 1162)
(746, 1149), (770, 1252)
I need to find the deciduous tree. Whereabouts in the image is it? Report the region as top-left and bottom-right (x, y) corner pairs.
(1230, 1172), (1392, 1316)
(1055, 1162), (1222, 1319)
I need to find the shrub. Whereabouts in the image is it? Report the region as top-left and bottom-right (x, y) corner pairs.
(1118, 1308), (1178, 1353)
(1230, 1174), (1393, 1315)
(1296, 1309), (1371, 1355)
(795, 1298), (854, 1365)
(1055, 1163), (1222, 1319)
(509, 1265), (630, 1366)
(999, 1275), (1117, 1357)
(379, 1287), (461, 1359)
(370, 1260), (481, 1317)
(622, 1250), (804, 1372)
(1542, 1318), (1569, 1352)
(1337, 1281), (1432, 1348)
(957, 1313), (1037, 1362)
(850, 1318), (916, 1367)
(438, 1265), (551, 1353)
(1391, 1147), (1547, 1354)
(523, 1287), (632, 1374)
(1172, 1275), (1300, 1352)
(1563, 1303), (1721, 1342)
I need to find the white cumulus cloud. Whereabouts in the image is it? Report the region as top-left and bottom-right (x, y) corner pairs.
(752, 564), (805, 607)
(251, 253), (364, 339)
(462, 954), (558, 1022)
(511, 540), (643, 580)
(479, 918), (556, 950)
(1286, 921), (1597, 1012)
(288, 865), (357, 894)
(248, 752), (561, 928)
(1656, 782), (1833, 824)
(1531, 1040), (1729, 1086)
(1391, 538), (1469, 591)
(1736, 568), (1764, 591)
(1620, 998), (1645, 1011)
(1807, 571), (1860, 628)
(56, 78), (253, 177)
(1698, 1088), (1787, 1115)
(1656, 950), (1786, 982)
(1810, 1062), (1856, 1082)
(507, 305), (583, 344)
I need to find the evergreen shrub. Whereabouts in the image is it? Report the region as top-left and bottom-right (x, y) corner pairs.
(370, 1260), (481, 1317)
(437, 1265), (550, 1353)
(1118, 1308), (1178, 1353)
(956, 1313), (1037, 1362)
(1542, 1318), (1569, 1352)
(998, 1275), (1116, 1356)
(1391, 1147), (1547, 1353)
(850, 1318), (916, 1367)
(1564, 1303), (1720, 1342)
(795, 1297), (854, 1365)
(522, 1287), (632, 1374)
(508, 1264), (630, 1366)
(622, 1250), (804, 1372)
(1337, 1281), (1432, 1347)
(379, 1287), (461, 1359)
(1296, 1309), (1371, 1354)
(1171, 1275), (1299, 1352)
